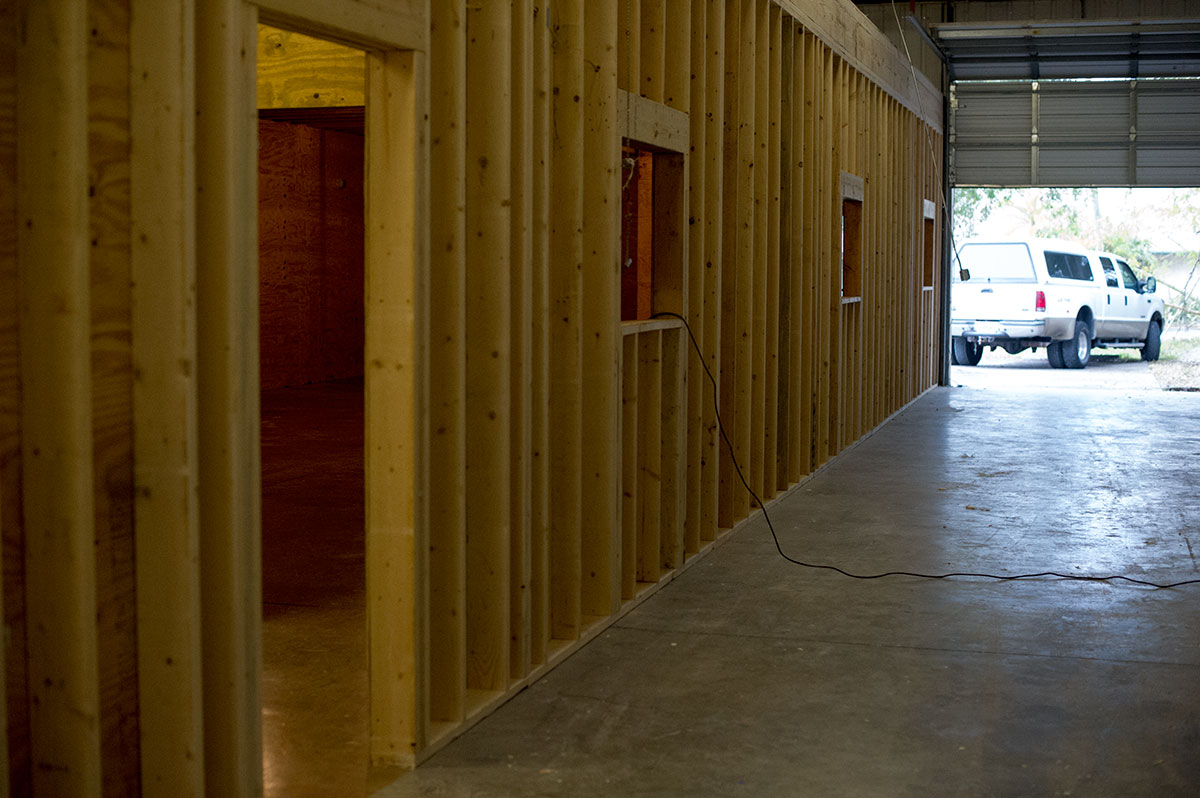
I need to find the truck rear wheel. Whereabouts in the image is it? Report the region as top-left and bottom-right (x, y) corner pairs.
(1140, 321), (1161, 362)
(1047, 341), (1065, 369)
(1062, 321), (1091, 369)
(952, 336), (983, 367)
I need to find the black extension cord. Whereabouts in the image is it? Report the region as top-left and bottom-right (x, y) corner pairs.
(649, 311), (1200, 589)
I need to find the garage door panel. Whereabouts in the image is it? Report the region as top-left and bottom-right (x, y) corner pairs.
(953, 80), (1200, 187)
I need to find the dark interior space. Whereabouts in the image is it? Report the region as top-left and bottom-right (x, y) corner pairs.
(258, 111), (367, 797)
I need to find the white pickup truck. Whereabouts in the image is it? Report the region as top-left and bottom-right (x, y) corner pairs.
(950, 238), (1165, 369)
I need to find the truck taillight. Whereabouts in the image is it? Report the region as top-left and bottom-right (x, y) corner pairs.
(1035, 290), (1046, 312)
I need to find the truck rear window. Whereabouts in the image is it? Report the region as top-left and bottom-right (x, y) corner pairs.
(1044, 251), (1094, 281)
(955, 243), (1036, 283)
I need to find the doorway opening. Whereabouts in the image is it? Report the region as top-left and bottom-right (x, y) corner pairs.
(256, 24), (368, 796)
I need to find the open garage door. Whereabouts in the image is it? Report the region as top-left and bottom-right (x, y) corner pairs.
(933, 18), (1200, 187)
(951, 78), (1200, 187)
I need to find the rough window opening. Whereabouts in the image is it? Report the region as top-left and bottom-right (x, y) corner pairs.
(621, 145), (655, 320)
(841, 172), (865, 300)
(923, 199), (936, 289)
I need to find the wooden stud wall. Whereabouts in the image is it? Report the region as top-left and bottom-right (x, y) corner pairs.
(0, 0), (944, 790)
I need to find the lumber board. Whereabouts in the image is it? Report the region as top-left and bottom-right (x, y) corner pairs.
(640, 0), (664, 102)
(749, 0), (768, 501)
(764, 4), (781, 496)
(130, 0), (204, 793)
(529, 0), (553, 669)
(0, 4), (21, 787)
(548, 0), (584, 642)
(87, 1), (141, 793)
(684, 0), (706, 557)
(18, 2), (102, 793)
(255, 0), (426, 52)
(663, 0), (689, 111)
(620, 333), (639, 599)
(427, 0), (467, 724)
(581, 0), (621, 619)
(464, 0), (512, 695)
(364, 46), (429, 767)
(777, 20), (794, 487)
(510, 0), (534, 683)
(635, 330), (662, 582)
(660, 327), (686, 570)
(616, 89), (689, 153)
(618, 0), (639, 94)
(775, 0), (941, 130)
(699, 0), (723, 543)
(195, 1), (264, 788)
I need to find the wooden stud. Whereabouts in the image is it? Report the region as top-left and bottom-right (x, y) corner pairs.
(660, 326), (685, 570)
(636, 330), (662, 583)
(683, 0), (706, 557)
(663, 0), (690, 111)
(718, 0), (754, 527)
(641, 0), (665, 102)
(617, 0), (639, 94)
(581, 0), (621, 620)
(548, 0), (584, 642)
(17, 2), (102, 793)
(530, 0), (552, 669)
(763, 2), (782, 499)
(194, 0), (263, 790)
(511, 0), (534, 682)
(699, 0), (724, 543)
(130, 0), (205, 792)
(776, 16), (793, 492)
(749, 0), (768, 502)
(465, 0), (512, 697)
(427, 0), (467, 725)
(620, 333), (639, 599)
(0, 8), (18, 789)
(365, 45), (431, 766)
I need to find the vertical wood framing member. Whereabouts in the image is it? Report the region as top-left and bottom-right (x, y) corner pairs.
(464, 0), (512, 696)
(636, 330), (662, 583)
(620, 333), (639, 599)
(529, 0), (552, 668)
(699, 0), (723, 542)
(427, 0), (467, 725)
(548, 0), (584, 641)
(581, 0), (621, 621)
(749, 0), (768, 501)
(365, 47), (429, 767)
(17, 2), (101, 793)
(130, 0), (205, 791)
(194, 0), (263, 792)
(683, 0), (706, 556)
(640, 0), (665, 102)
(763, 2), (782, 498)
(510, 0), (534, 683)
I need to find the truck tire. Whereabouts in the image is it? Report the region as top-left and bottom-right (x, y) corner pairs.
(952, 336), (983, 367)
(1062, 321), (1091, 369)
(1140, 321), (1161, 362)
(1047, 341), (1065, 369)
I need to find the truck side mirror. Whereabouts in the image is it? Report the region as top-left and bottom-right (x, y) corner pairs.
(1142, 276), (1156, 293)
(959, 268), (971, 282)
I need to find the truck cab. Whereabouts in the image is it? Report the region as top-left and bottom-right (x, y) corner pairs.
(950, 238), (1164, 369)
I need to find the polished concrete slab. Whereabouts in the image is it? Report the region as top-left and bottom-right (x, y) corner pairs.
(378, 385), (1200, 798)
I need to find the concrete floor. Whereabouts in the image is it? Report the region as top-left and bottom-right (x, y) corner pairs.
(377, 384), (1200, 798)
(261, 379), (367, 798)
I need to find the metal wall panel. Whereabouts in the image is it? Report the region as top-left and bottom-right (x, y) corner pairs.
(952, 79), (1200, 186)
